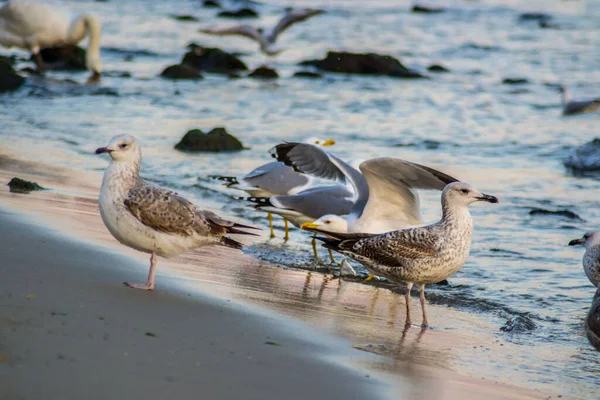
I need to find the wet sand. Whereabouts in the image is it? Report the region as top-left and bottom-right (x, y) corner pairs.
(0, 153), (554, 399)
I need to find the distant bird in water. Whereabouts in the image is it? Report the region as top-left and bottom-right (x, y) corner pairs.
(199, 8), (322, 56)
(96, 134), (258, 291)
(306, 182), (498, 327)
(559, 86), (600, 116)
(0, 0), (102, 82)
(569, 232), (600, 287)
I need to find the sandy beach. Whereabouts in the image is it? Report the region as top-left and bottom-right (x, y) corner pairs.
(0, 151), (559, 400)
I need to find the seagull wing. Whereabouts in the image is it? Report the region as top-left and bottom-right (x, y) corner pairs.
(267, 8), (322, 42)
(199, 25), (265, 46)
(358, 158), (458, 228)
(124, 179), (256, 239)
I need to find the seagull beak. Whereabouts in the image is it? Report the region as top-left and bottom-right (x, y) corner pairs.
(301, 222), (320, 230)
(476, 193), (499, 203)
(322, 139), (336, 146)
(568, 237), (585, 246)
(95, 147), (111, 155)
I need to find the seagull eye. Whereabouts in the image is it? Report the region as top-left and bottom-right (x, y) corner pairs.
(460, 189), (469, 194)
(119, 143), (128, 149)
(325, 220), (331, 224)
(315, 141), (320, 144)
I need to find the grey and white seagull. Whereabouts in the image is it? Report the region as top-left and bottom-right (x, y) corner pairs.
(96, 134), (258, 291)
(306, 182), (498, 328)
(199, 8), (322, 56)
(569, 232), (600, 287)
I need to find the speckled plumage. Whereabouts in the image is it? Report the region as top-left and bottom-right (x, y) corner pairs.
(315, 182), (498, 327)
(97, 134), (257, 290)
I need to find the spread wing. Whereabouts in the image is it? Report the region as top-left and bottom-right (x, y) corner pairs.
(199, 25), (265, 45)
(268, 8), (322, 42)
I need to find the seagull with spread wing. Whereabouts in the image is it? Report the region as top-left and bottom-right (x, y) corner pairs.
(199, 8), (322, 56)
(96, 134), (258, 291)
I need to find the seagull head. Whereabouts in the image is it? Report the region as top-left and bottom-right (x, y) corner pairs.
(95, 134), (141, 163)
(443, 182), (498, 208)
(569, 232), (600, 249)
(302, 137), (336, 147)
(301, 215), (348, 234)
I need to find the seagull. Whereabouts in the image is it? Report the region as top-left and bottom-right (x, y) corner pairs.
(199, 8), (322, 56)
(568, 232), (600, 287)
(558, 86), (600, 116)
(270, 142), (457, 274)
(242, 184), (354, 261)
(306, 182), (498, 328)
(211, 137), (335, 238)
(0, 0), (102, 81)
(96, 134), (258, 291)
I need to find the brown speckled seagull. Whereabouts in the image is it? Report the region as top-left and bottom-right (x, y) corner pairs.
(96, 134), (258, 291)
(307, 182), (498, 328)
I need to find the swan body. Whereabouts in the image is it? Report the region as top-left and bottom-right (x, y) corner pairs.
(0, 0), (101, 79)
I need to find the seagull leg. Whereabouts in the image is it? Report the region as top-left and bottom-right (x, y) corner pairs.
(33, 52), (44, 74)
(124, 252), (156, 290)
(311, 235), (320, 261)
(283, 219), (290, 242)
(365, 274), (375, 281)
(328, 249), (335, 263)
(404, 282), (413, 327)
(268, 213), (276, 238)
(419, 284), (429, 328)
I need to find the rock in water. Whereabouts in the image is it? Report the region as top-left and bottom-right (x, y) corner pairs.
(38, 45), (86, 70)
(217, 8), (259, 18)
(160, 64), (204, 80)
(427, 64), (450, 73)
(586, 289), (600, 351)
(564, 138), (600, 173)
(411, 5), (445, 13)
(293, 71), (323, 79)
(170, 14), (199, 22)
(299, 51), (426, 78)
(174, 128), (246, 152)
(182, 44), (248, 74)
(0, 58), (25, 92)
(502, 77), (529, 85)
(248, 66), (278, 79)
(203, 0), (221, 7)
(7, 177), (44, 193)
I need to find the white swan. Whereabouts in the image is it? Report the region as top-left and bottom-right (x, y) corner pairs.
(0, 0), (102, 81)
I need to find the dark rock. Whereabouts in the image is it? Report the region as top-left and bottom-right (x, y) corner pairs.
(500, 315), (536, 333)
(0, 59), (25, 93)
(170, 14), (199, 22)
(586, 289), (600, 351)
(299, 51), (426, 78)
(502, 77), (529, 85)
(411, 5), (445, 13)
(174, 128), (246, 152)
(182, 44), (248, 74)
(518, 12), (552, 21)
(38, 45), (86, 70)
(7, 177), (44, 193)
(427, 64), (450, 73)
(0, 55), (16, 66)
(529, 208), (582, 220)
(293, 71), (323, 79)
(217, 8), (259, 19)
(203, 0), (221, 7)
(248, 65), (278, 79)
(564, 138), (600, 173)
(160, 64), (204, 80)
(539, 20), (560, 29)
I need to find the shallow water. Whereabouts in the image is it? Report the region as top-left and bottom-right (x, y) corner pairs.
(1, 0), (600, 397)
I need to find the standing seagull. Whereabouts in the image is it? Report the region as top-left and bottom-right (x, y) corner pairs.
(306, 182), (498, 327)
(0, 0), (102, 81)
(211, 136), (335, 238)
(559, 86), (600, 116)
(568, 232), (600, 287)
(96, 134), (258, 290)
(199, 8), (322, 56)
